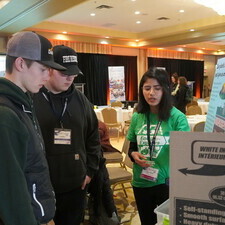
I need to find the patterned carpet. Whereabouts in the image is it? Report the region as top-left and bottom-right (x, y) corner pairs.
(113, 187), (139, 225)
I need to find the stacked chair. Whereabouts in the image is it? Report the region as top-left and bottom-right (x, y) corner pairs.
(186, 105), (202, 115)
(101, 107), (123, 142)
(107, 138), (133, 198)
(111, 101), (123, 107)
(193, 121), (205, 132)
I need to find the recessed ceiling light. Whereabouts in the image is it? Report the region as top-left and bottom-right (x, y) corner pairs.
(105, 36), (109, 38)
(136, 21), (141, 24)
(62, 31), (67, 34)
(190, 29), (195, 32)
(202, 47), (205, 50)
(135, 11), (140, 15)
(131, 0), (136, 1)
(101, 41), (108, 44)
(135, 40), (139, 42)
(179, 9), (184, 13)
(90, 13), (96, 16)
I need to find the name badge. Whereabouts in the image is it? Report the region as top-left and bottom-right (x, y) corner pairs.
(140, 167), (159, 182)
(54, 128), (71, 145)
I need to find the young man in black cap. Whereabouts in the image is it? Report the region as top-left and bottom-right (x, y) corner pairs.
(33, 45), (101, 225)
(0, 31), (66, 225)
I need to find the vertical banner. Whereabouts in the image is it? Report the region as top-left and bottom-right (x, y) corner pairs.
(170, 131), (225, 225)
(0, 55), (6, 77)
(108, 66), (125, 102)
(205, 57), (225, 132)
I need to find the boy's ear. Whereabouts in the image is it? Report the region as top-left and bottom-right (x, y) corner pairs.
(14, 57), (26, 72)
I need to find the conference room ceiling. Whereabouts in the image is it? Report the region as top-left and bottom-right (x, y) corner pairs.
(1, 0), (225, 55)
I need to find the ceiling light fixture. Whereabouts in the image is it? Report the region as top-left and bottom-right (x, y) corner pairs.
(135, 40), (139, 42)
(62, 31), (67, 34)
(100, 41), (108, 44)
(135, 11), (140, 15)
(194, 0), (225, 15)
(190, 29), (195, 32)
(90, 13), (96, 16)
(179, 9), (184, 13)
(136, 21), (141, 24)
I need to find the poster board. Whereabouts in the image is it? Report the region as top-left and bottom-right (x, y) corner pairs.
(0, 55), (6, 77)
(170, 131), (225, 225)
(108, 66), (125, 102)
(205, 57), (225, 132)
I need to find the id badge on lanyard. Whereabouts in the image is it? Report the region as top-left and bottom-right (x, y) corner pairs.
(140, 114), (161, 182)
(54, 128), (71, 145)
(140, 167), (159, 182)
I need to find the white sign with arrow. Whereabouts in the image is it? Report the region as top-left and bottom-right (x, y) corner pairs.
(170, 131), (225, 225)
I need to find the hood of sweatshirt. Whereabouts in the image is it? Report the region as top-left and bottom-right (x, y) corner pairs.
(0, 78), (33, 111)
(40, 83), (75, 100)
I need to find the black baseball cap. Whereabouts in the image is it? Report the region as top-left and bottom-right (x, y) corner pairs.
(7, 31), (66, 71)
(53, 45), (83, 76)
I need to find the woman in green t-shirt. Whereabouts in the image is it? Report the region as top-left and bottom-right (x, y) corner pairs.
(127, 68), (190, 225)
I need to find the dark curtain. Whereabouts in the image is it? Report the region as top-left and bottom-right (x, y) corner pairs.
(108, 55), (138, 102)
(75, 53), (138, 105)
(148, 57), (204, 97)
(76, 53), (108, 106)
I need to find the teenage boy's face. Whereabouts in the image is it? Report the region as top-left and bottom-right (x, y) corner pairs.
(47, 69), (77, 94)
(22, 61), (50, 93)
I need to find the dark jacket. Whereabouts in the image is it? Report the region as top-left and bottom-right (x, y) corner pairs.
(0, 78), (55, 225)
(98, 120), (120, 152)
(175, 84), (189, 113)
(88, 156), (116, 217)
(33, 85), (100, 194)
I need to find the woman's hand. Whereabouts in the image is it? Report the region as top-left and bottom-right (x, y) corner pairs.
(131, 152), (150, 167)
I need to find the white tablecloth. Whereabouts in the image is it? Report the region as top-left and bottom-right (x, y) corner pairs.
(94, 107), (133, 123)
(186, 115), (207, 131)
(197, 101), (209, 115)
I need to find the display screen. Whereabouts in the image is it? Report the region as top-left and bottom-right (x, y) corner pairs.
(0, 55), (6, 77)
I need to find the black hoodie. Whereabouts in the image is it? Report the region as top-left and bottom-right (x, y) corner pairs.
(33, 84), (101, 194)
(0, 78), (55, 225)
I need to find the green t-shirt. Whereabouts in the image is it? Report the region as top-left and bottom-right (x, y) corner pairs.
(127, 107), (190, 188)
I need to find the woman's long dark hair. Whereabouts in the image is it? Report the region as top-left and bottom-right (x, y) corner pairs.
(136, 67), (172, 121)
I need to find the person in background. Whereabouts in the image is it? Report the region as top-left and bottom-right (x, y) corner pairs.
(33, 45), (101, 225)
(127, 68), (190, 225)
(171, 72), (179, 105)
(175, 76), (189, 114)
(98, 120), (120, 153)
(0, 31), (66, 225)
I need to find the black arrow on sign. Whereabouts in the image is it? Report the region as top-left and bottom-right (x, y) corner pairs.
(179, 165), (225, 176)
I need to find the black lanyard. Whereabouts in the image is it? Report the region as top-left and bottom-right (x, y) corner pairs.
(146, 113), (162, 160)
(42, 92), (68, 128)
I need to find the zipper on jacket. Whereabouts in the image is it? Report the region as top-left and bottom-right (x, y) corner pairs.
(32, 184), (45, 217)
